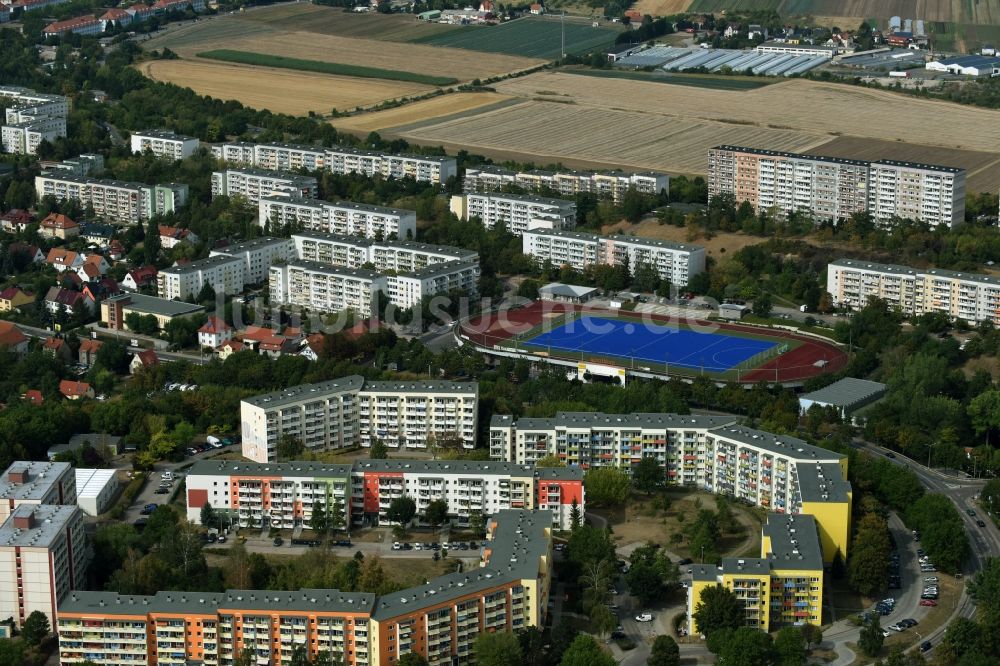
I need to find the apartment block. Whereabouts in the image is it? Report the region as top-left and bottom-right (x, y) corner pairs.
(259, 195), (417, 240)
(45, 152), (104, 177)
(209, 236), (294, 284)
(211, 169), (318, 205)
(241, 376), (478, 463)
(827, 258), (1000, 325)
(522, 228), (705, 286)
(185, 458), (583, 530)
(707, 145), (965, 228)
(157, 255), (245, 301)
(687, 513), (824, 634)
(0, 86), (68, 155)
(211, 141), (327, 171)
(269, 262), (387, 319)
(34, 174), (186, 224)
(324, 147), (457, 184)
(0, 504), (87, 628)
(490, 412), (851, 563)
(464, 165), (668, 204)
(451, 192), (576, 236)
(59, 509), (552, 666)
(388, 260), (480, 309)
(293, 232), (477, 272)
(0, 460), (76, 520)
(130, 129), (200, 160)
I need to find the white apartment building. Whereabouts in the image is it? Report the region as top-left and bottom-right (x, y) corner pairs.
(0, 504), (87, 628)
(209, 236), (294, 284)
(0, 460), (76, 521)
(827, 258), (1000, 325)
(240, 376), (478, 463)
(707, 145), (966, 228)
(184, 458), (583, 530)
(259, 195), (418, 240)
(325, 147), (457, 184)
(490, 412), (850, 516)
(212, 142), (458, 184)
(211, 169), (318, 205)
(34, 174), (187, 224)
(389, 260), (480, 309)
(269, 262), (388, 318)
(522, 228), (706, 286)
(0, 87), (68, 155)
(130, 129), (200, 160)
(157, 255), (245, 301)
(46, 153), (104, 177)
(450, 192), (577, 236)
(464, 166), (669, 204)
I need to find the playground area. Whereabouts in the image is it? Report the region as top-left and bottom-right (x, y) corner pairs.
(460, 301), (847, 384)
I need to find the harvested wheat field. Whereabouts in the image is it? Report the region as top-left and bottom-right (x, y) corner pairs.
(393, 99), (829, 174)
(632, 0), (693, 15)
(138, 60), (430, 116)
(145, 16), (541, 83)
(238, 2), (462, 41)
(492, 73), (1000, 152)
(332, 93), (513, 133)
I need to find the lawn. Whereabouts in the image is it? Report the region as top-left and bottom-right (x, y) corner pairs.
(568, 68), (774, 90)
(196, 50), (458, 86)
(412, 16), (621, 59)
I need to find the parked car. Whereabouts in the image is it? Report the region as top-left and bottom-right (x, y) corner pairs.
(392, 542), (402, 551)
(919, 599), (937, 607)
(967, 509), (977, 517)
(635, 613), (653, 622)
(920, 641), (932, 653)
(273, 537), (283, 547)
(924, 577), (938, 583)
(977, 520), (987, 527)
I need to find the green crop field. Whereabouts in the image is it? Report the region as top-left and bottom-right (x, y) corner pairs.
(196, 50), (458, 86)
(567, 68), (775, 90)
(411, 17), (622, 59)
(688, 0), (782, 12)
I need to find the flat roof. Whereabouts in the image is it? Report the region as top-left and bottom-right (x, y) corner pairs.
(352, 459), (582, 480)
(721, 557), (770, 576)
(266, 196), (413, 217)
(159, 254), (244, 276)
(466, 191), (576, 208)
(800, 377), (886, 409)
(60, 588), (376, 617)
(507, 412), (737, 432)
(217, 168), (317, 183)
(797, 462), (852, 504)
(212, 237), (292, 256)
(539, 282), (598, 298)
(75, 468), (118, 499)
(361, 379), (478, 395)
(831, 259), (1000, 288)
(324, 146), (455, 165)
(374, 239), (477, 260)
(188, 460), (355, 479)
(0, 461), (71, 501)
(711, 145), (871, 168)
(283, 260), (384, 281)
(690, 564), (721, 582)
(0, 504), (78, 549)
(133, 129), (197, 142)
(708, 425), (845, 463)
(105, 292), (205, 317)
(401, 259), (479, 280)
(763, 513), (823, 570)
(242, 375), (366, 409)
(293, 230), (374, 247)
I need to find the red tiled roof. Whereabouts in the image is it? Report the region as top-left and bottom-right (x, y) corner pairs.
(0, 322), (27, 348)
(22, 390), (44, 405)
(79, 338), (103, 353)
(135, 349), (159, 367)
(241, 326), (282, 342)
(101, 8), (129, 18)
(217, 339), (245, 352)
(0, 287), (24, 301)
(43, 337), (65, 351)
(44, 14), (99, 33)
(59, 380), (92, 398)
(199, 316), (232, 334)
(0, 210), (33, 224)
(46, 248), (79, 266)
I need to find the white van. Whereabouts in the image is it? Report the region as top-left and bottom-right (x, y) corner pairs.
(161, 470), (174, 480)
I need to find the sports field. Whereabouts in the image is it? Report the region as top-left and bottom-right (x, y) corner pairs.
(521, 315), (779, 373)
(412, 17), (622, 58)
(460, 302), (847, 384)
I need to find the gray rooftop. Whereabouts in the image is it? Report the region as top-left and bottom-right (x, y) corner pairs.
(708, 425), (844, 463)
(505, 412), (736, 432)
(325, 146), (455, 165)
(59, 588), (376, 617)
(159, 254), (244, 276)
(539, 282), (598, 299)
(467, 191), (576, 208)
(104, 292), (205, 317)
(374, 239), (477, 261)
(361, 379), (477, 395)
(0, 504), (78, 549)
(0, 461), (72, 502)
(283, 260), (384, 281)
(352, 459), (582, 480)
(527, 227), (703, 254)
(293, 230), (374, 247)
(720, 557), (770, 576)
(797, 462), (852, 504)
(242, 375), (366, 409)
(134, 129), (197, 142)
(799, 377), (886, 409)
(266, 195), (413, 217)
(212, 236), (292, 256)
(187, 459), (355, 479)
(830, 258), (1000, 289)
(401, 259), (479, 280)
(690, 564), (720, 582)
(218, 168), (317, 184)
(762, 513), (824, 570)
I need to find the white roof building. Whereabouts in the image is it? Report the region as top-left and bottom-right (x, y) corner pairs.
(74, 468), (119, 516)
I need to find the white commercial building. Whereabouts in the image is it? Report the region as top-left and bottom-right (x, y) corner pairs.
(0, 461), (76, 521)
(464, 166), (669, 204)
(827, 258), (1000, 325)
(130, 129), (200, 160)
(269, 262), (387, 318)
(209, 236), (294, 284)
(925, 54), (1000, 77)
(522, 228), (705, 286)
(73, 469), (119, 516)
(157, 254), (245, 301)
(212, 142), (458, 184)
(184, 458), (583, 530)
(211, 169), (317, 205)
(34, 174), (187, 224)
(0, 86), (68, 155)
(450, 192), (577, 236)
(240, 376), (479, 462)
(259, 195), (417, 240)
(0, 504), (87, 628)
(708, 145), (966, 228)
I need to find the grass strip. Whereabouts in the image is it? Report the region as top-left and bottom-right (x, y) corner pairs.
(197, 49), (458, 86)
(566, 68), (774, 90)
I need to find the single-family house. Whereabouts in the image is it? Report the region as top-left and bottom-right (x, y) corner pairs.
(8, 243), (45, 266)
(39, 213), (80, 240)
(299, 333), (325, 361)
(75, 254), (109, 283)
(78, 338), (103, 367)
(529, 2), (544, 14)
(129, 349), (159, 374)
(0, 209), (34, 233)
(22, 390), (44, 405)
(197, 316), (232, 349)
(107, 240), (126, 261)
(46, 248), (84, 272)
(0, 287), (34, 312)
(158, 225), (199, 249)
(0, 321), (28, 354)
(122, 265), (158, 291)
(59, 380), (94, 400)
(79, 222), (116, 246)
(42, 336), (72, 361)
(215, 339), (245, 360)
(44, 286), (95, 315)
